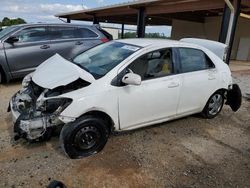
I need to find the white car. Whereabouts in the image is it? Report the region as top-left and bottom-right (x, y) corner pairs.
(8, 38), (242, 159)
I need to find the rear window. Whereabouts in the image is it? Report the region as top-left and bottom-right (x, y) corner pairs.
(49, 27), (99, 40)
(49, 27), (77, 40)
(76, 28), (98, 38)
(178, 48), (215, 73)
(98, 28), (113, 40)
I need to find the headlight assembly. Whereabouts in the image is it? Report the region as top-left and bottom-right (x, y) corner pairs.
(39, 98), (72, 114)
(22, 73), (33, 87)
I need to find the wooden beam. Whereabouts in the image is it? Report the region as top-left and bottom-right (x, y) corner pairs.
(146, 0), (224, 15)
(60, 0), (225, 25)
(91, 8), (137, 17)
(137, 7), (146, 38)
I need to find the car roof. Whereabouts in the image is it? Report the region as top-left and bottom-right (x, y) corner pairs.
(116, 38), (190, 48)
(14, 23), (95, 28)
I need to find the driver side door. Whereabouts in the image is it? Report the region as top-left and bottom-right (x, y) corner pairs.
(117, 48), (182, 130)
(4, 26), (54, 78)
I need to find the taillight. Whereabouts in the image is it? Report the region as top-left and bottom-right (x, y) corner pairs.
(101, 38), (109, 43)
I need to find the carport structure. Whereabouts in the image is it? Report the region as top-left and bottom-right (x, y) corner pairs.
(56, 0), (250, 63)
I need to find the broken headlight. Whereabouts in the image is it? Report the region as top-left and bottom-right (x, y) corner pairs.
(39, 98), (72, 114)
(22, 73), (33, 87)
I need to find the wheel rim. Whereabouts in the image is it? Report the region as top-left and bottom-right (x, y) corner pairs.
(208, 94), (223, 116)
(74, 126), (101, 150)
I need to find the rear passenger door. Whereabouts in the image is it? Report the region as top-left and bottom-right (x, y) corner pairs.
(48, 26), (101, 60)
(176, 47), (217, 115)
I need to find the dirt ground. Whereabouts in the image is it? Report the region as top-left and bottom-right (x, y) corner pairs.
(0, 70), (250, 188)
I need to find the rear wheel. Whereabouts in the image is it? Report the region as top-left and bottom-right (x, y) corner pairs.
(0, 71), (2, 83)
(60, 115), (109, 159)
(202, 92), (224, 119)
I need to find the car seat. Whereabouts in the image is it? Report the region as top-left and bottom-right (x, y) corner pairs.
(128, 56), (148, 79)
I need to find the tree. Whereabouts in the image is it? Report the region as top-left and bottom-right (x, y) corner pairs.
(119, 31), (169, 39)
(0, 17), (26, 27)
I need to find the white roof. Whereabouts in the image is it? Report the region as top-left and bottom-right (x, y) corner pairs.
(116, 38), (184, 48)
(116, 38), (227, 60)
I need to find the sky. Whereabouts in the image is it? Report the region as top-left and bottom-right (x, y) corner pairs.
(0, 0), (171, 36)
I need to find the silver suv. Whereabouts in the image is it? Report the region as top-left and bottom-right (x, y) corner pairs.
(0, 23), (112, 83)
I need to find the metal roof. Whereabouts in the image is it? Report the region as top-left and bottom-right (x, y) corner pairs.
(55, 0), (250, 25)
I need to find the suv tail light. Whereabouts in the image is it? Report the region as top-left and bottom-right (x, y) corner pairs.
(101, 38), (109, 43)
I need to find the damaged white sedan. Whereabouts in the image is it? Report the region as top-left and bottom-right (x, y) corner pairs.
(8, 38), (242, 159)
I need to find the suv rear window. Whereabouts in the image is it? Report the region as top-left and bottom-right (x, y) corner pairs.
(49, 26), (98, 40)
(49, 27), (77, 40)
(98, 28), (113, 40)
(76, 28), (98, 38)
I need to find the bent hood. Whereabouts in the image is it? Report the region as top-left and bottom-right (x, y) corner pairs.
(32, 54), (95, 89)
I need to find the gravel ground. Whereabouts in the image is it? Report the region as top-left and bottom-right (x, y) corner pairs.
(0, 70), (250, 188)
(233, 71), (250, 96)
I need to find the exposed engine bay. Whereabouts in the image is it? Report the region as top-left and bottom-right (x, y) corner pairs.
(9, 79), (90, 141)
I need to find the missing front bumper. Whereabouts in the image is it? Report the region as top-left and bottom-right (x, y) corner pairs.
(9, 94), (63, 141)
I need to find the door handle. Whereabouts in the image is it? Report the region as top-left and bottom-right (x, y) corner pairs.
(40, 44), (50, 49)
(168, 82), (179, 88)
(75, 41), (83, 45)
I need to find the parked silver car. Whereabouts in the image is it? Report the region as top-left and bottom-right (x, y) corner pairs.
(0, 23), (112, 83)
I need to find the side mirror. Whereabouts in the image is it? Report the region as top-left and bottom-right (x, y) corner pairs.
(122, 73), (141, 86)
(6, 36), (19, 43)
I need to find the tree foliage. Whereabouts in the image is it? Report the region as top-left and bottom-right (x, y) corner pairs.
(0, 17), (26, 27)
(119, 32), (169, 39)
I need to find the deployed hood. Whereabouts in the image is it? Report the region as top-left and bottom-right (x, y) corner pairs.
(32, 54), (95, 89)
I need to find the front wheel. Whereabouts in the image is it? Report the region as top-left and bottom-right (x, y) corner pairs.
(60, 115), (109, 159)
(202, 92), (224, 119)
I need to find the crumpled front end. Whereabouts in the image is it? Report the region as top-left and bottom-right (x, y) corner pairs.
(8, 54), (94, 142)
(9, 81), (73, 141)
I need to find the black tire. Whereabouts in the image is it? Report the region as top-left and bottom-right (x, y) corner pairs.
(60, 115), (109, 159)
(0, 71), (2, 84)
(202, 91), (224, 119)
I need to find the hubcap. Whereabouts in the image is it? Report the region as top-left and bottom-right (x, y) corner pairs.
(208, 94), (223, 116)
(74, 126), (100, 150)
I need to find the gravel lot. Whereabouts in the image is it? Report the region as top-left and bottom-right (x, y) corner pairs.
(0, 68), (250, 188)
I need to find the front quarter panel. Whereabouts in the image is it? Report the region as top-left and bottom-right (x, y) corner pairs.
(59, 83), (119, 130)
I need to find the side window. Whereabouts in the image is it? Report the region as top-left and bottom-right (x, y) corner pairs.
(76, 28), (98, 38)
(127, 49), (173, 81)
(49, 27), (78, 40)
(179, 48), (215, 73)
(16, 27), (49, 42)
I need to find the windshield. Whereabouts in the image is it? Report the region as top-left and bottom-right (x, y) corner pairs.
(0, 25), (19, 39)
(73, 41), (141, 79)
